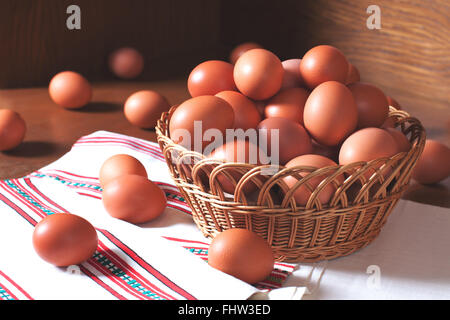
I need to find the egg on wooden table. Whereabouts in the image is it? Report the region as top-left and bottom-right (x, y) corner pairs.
(48, 71), (92, 109)
(32, 213), (98, 267)
(99, 154), (148, 188)
(412, 140), (450, 184)
(108, 47), (144, 80)
(124, 90), (170, 129)
(0, 109), (26, 151)
(208, 228), (274, 284)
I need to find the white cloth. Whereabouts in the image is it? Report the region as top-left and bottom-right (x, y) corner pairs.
(287, 200), (450, 300)
(0, 131), (300, 300)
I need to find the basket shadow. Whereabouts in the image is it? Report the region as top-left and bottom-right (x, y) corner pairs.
(289, 200), (450, 299)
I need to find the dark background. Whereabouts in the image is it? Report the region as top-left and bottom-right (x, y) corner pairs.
(0, 0), (448, 111)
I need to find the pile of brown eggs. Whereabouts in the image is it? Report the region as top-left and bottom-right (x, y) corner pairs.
(1, 43), (449, 285)
(168, 43), (449, 190)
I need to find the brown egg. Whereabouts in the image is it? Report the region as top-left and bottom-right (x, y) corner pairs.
(303, 81), (358, 146)
(385, 128), (411, 153)
(32, 213), (98, 267)
(346, 63), (360, 85)
(124, 90), (170, 128)
(108, 47), (144, 79)
(48, 71), (92, 109)
(283, 154), (344, 206)
(412, 140), (450, 184)
(102, 174), (167, 224)
(233, 49), (284, 100)
(348, 82), (389, 129)
(215, 91), (261, 130)
(99, 154), (147, 188)
(229, 42), (263, 65)
(257, 117), (312, 165)
(208, 228), (274, 284)
(207, 139), (268, 194)
(339, 128), (398, 163)
(281, 59), (304, 89)
(264, 87), (309, 124)
(253, 99), (267, 118)
(339, 128), (398, 179)
(188, 60), (236, 97)
(299, 45), (348, 89)
(381, 116), (396, 129)
(0, 109), (26, 151)
(387, 96), (402, 110)
(169, 95), (234, 153)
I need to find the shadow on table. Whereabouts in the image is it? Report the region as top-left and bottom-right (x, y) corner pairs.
(72, 102), (122, 113)
(403, 179), (450, 208)
(292, 200), (450, 299)
(3, 140), (61, 157)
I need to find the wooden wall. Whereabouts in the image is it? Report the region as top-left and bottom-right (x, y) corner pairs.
(219, 0), (449, 112)
(0, 0), (448, 114)
(0, 0), (223, 88)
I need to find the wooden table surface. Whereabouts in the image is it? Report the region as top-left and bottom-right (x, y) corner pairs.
(0, 79), (449, 208)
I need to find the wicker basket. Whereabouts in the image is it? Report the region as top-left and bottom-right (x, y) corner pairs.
(156, 106), (426, 262)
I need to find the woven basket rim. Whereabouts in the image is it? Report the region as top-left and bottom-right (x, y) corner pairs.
(156, 105), (426, 187)
(155, 104), (426, 262)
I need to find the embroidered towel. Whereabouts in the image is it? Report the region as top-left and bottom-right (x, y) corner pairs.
(0, 131), (300, 300)
(3, 130), (448, 300)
